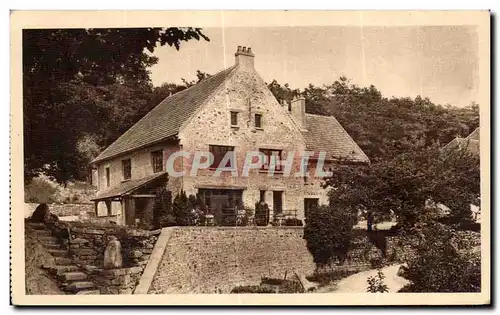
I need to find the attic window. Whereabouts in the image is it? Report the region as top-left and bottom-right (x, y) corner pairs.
(255, 114), (262, 128)
(230, 111), (238, 127)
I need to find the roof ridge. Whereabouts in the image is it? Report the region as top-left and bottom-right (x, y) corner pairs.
(304, 113), (331, 118)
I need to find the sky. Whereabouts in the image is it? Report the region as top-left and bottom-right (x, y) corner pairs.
(149, 26), (479, 108)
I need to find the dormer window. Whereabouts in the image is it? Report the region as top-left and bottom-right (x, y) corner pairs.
(255, 114), (262, 128)
(230, 111), (238, 127)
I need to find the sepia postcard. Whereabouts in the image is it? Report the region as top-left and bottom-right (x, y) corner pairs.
(10, 10), (491, 306)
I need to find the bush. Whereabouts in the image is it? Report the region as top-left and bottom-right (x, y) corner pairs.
(304, 203), (357, 266)
(254, 201), (269, 226)
(172, 190), (195, 226)
(398, 224), (481, 292)
(25, 177), (58, 204)
(367, 270), (389, 293)
(284, 218), (303, 226)
(153, 187), (173, 228)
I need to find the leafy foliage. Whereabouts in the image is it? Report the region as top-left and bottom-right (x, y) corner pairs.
(266, 76), (479, 162)
(23, 28), (209, 183)
(172, 190), (195, 226)
(303, 203), (358, 266)
(152, 186), (174, 228)
(366, 270), (389, 293)
(323, 144), (480, 227)
(398, 224), (481, 292)
(24, 177), (58, 204)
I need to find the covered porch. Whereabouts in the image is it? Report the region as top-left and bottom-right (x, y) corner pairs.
(91, 172), (168, 227)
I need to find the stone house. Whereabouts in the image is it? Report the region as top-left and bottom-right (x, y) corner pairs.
(90, 46), (369, 226)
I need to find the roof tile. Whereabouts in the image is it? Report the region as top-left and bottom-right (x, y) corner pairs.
(93, 66), (236, 163)
(302, 114), (369, 163)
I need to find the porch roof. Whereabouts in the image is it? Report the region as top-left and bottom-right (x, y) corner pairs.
(91, 172), (167, 201)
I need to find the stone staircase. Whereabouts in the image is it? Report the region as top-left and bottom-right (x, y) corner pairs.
(27, 222), (100, 295)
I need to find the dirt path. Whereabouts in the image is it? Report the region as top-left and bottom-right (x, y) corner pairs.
(316, 264), (409, 293)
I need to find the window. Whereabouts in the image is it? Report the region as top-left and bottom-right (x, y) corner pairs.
(230, 111), (238, 126)
(259, 149), (283, 172)
(105, 167), (110, 187)
(151, 150), (163, 173)
(255, 114), (262, 128)
(122, 159), (131, 180)
(209, 145), (235, 169)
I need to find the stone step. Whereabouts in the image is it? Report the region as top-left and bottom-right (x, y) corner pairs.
(65, 281), (95, 292)
(38, 236), (59, 244)
(35, 229), (52, 236)
(48, 249), (68, 257)
(76, 290), (100, 295)
(61, 271), (88, 281)
(44, 243), (63, 250)
(52, 265), (79, 275)
(54, 257), (73, 265)
(27, 222), (47, 229)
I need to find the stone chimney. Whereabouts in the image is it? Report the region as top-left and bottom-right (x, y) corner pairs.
(235, 46), (255, 70)
(290, 95), (306, 128)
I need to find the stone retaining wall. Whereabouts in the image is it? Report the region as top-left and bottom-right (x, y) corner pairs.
(145, 227), (428, 294)
(148, 227), (315, 294)
(64, 223), (160, 294)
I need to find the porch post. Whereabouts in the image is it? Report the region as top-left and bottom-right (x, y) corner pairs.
(265, 191), (274, 226)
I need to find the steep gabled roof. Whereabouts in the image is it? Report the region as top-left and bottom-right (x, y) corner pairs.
(302, 114), (369, 163)
(92, 66), (237, 163)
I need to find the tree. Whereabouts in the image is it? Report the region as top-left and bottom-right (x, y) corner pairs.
(398, 223), (481, 292)
(265, 77), (479, 163)
(24, 28), (209, 184)
(266, 80), (300, 106)
(303, 202), (358, 267)
(323, 143), (480, 228)
(181, 70), (212, 88)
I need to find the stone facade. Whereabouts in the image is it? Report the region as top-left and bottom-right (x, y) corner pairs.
(92, 48), (368, 224)
(93, 48), (337, 223)
(96, 142), (181, 193)
(178, 62), (317, 220)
